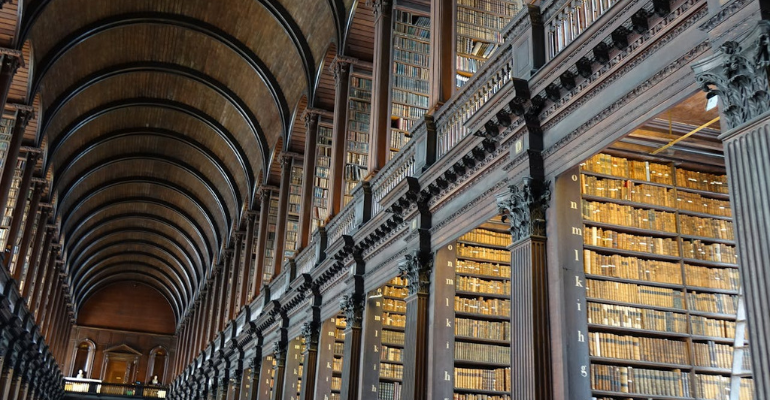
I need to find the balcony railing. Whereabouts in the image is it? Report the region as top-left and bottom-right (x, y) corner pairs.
(545, 0), (622, 59)
(64, 378), (167, 398)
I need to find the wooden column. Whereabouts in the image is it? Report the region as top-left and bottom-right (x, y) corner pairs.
(0, 55), (20, 116)
(498, 178), (553, 400)
(339, 292), (364, 400)
(298, 112), (319, 248)
(429, 0), (455, 111)
(13, 181), (41, 281)
(329, 58), (351, 214)
(218, 257), (230, 331)
(281, 338), (301, 399)
(240, 214), (255, 306)
(0, 111), (31, 229)
(255, 355), (273, 400)
(26, 228), (51, 312)
(5, 152), (36, 272)
(252, 191), (271, 296)
(21, 217), (46, 302)
(399, 251), (432, 400)
(32, 247), (55, 322)
(272, 155), (294, 278)
(229, 232), (243, 320)
(693, 21), (770, 397)
(298, 321), (319, 400)
(367, 0), (395, 175)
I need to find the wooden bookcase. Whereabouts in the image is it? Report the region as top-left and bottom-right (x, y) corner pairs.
(344, 72), (372, 206)
(0, 157), (24, 250)
(256, 355), (276, 400)
(0, 117), (13, 186)
(263, 194), (279, 281)
(285, 336), (305, 400)
(312, 123), (333, 234)
(455, 0), (522, 88)
(433, 222), (513, 400)
(560, 153), (754, 400)
(389, 8), (431, 160)
(315, 314), (345, 400)
(284, 165), (303, 262)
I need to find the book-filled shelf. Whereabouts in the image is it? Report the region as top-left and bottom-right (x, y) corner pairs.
(455, 0), (522, 88)
(0, 117), (13, 185)
(390, 8), (430, 160)
(345, 72), (372, 205)
(284, 164), (303, 262)
(316, 314), (346, 400)
(561, 152), (754, 400)
(264, 194), (279, 282)
(257, 355), (276, 400)
(312, 122), (333, 234)
(0, 158), (24, 249)
(433, 220), (513, 400)
(286, 336), (305, 400)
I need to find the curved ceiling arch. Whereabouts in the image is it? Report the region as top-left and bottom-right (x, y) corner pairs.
(30, 12), (286, 150)
(66, 213), (207, 284)
(42, 62), (258, 189)
(73, 247), (189, 304)
(69, 227), (199, 295)
(60, 177), (223, 249)
(64, 198), (214, 269)
(57, 155), (235, 233)
(53, 127), (245, 210)
(77, 272), (182, 319)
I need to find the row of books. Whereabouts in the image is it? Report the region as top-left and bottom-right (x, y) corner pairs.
(581, 175), (675, 207)
(331, 377), (342, 391)
(346, 151), (368, 166)
(455, 297), (510, 316)
(688, 292), (738, 315)
(582, 154), (673, 185)
(391, 117), (416, 132)
(382, 312), (406, 328)
(349, 88), (372, 102)
(584, 227), (680, 256)
(380, 362), (404, 379)
(690, 316), (736, 339)
(391, 103), (427, 119)
(457, 21), (503, 42)
(383, 285), (408, 298)
(380, 345), (403, 362)
(457, 55), (485, 74)
(457, 8), (511, 30)
(680, 215), (734, 240)
(453, 393), (509, 400)
(454, 367), (510, 392)
(695, 374), (732, 400)
(351, 76), (372, 91)
(393, 36), (430, 54)
(382, 298), (407, 313)
(457, 37), (498, 58)
(456, 74), (470, 88)
(454, 318), (510, 341)
(587, 302), (689, 333)
(677, 170), (729, 194)
(685, 264), (741, 291)
(392, 75), (430, 95)
(587, 279), (685, 309)
(455, 342), (510, 364)
(378, 382), (402, 400)
(347, 129), (369, 143)
(382, 330), (405, 345)
(583, 250), (683, 284)
(392, 89), (429, 108)
(457, 0), (520, 15)
(393, 13), (430, 40)
(677, 190), (731, 217)
(589, 331), (688, 364)
(457, 244), (510, 262)
(344, 165), (366, 183)
(582, 201), (677, 232)
(682, 240), (737, 264)
(590, 365), (691, 396)
(390, 130), (410, 151)
(456, 260), (511, 278)
(693, 341), (735, 369)
(393, 49), (429, 67)
(456, 276), (510, 295)
(333, 342), (344, 354)
(459, 229), (510, 247)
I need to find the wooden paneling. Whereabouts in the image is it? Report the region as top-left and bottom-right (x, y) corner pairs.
(77, 281), (177, 335)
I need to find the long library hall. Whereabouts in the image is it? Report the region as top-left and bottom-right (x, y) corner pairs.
(0, 1), (768, 400)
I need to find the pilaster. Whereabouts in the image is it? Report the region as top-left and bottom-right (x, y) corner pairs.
(330, 58), (352, 215)
(367, 0), (395, 175)
(338, 291), (364, 400)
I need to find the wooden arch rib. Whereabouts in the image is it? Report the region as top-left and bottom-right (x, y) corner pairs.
(69, 225), (200, 294)
(29, 12), (284, 159)
(41, 62), (256, 188)
(77, 272), (183, 320)
(65, 198), (213, 272)
(70, 236), (193, 303)
(56, 155), (234, 232)
(74, 248), (189, 308)
(61, 177), (222, 251)
(45, 98), (250, 184)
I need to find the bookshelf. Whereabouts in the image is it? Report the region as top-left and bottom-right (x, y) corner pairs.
(284, 165), (303, 262)
(257, 355), (276, 400)
(286, 336), (305, 400)
(0, 117), (13, 186)
(345, 73), (372, 205)
(312, 123), (333, 233)
(390, 8), (431, 160)
(377, 277), (408, 400)
(0, 158), (24, 250)
(577, 153), (754, 400)
(247, 217), (259, 301)
(264, 195), (279, 282)
(455, 0), (522, 88)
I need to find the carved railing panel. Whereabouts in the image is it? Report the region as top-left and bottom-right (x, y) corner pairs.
(544, 0), (622, 59)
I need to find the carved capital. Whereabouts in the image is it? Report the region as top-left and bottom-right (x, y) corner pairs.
(693, 20), (770, 130)
(367, 0), (392, 20)
(330, 57), (351, 87)
(272, 340), (287, 367)
(339, 293), (365, 329)
(398, 250), (433, 295)
(301, 321), (319, 350)
(497, 177), (551, 242)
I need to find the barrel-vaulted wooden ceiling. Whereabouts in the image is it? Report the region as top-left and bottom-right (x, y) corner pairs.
(9, 0), (374, 324)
